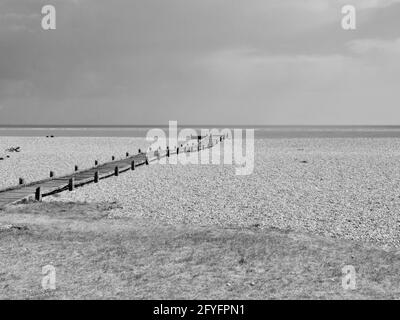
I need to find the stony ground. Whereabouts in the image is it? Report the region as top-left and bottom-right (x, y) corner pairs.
(45, 138), (400, 248)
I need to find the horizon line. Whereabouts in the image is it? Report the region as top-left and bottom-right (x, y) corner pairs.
(2, 124), (400, 128)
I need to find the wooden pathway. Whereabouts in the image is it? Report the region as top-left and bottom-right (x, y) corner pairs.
(0, 135), (224, 209)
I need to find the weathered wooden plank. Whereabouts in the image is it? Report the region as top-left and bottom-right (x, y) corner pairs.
(0, 143), (219, 208)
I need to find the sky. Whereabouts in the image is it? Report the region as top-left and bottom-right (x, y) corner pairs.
(0, 0), (400, 125)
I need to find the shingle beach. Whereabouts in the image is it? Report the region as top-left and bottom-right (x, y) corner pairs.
(35, 137), (400, 249)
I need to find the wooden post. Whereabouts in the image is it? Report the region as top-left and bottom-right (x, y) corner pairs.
(94, 171), (99, 183)
(177, 147), (179, 155)
(131, 160), (135, 170)
(138, 149), (141, 154)
(112, 156), (115, 161)
(145, 156), (149, 165)
(114, 166), (119, 176)
(75, 165), (78, 172)
(35, 187), (42, 202)
(19, 178), (25, 185)
(167, 147), (170, 157)
(50, 171), (54, 178)
(95, 160), (98, 166)
(68, 178), (74, 191)
(126, 152), (129, 158)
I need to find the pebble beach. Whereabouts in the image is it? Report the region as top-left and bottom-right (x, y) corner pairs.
(26, 137), (400, 249)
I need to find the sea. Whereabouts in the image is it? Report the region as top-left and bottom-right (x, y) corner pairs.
(1, 125), (400, 138)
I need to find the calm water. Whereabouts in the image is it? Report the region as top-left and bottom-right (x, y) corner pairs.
(2, 126), (400, 138)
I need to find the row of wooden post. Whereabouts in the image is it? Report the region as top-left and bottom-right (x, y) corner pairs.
(19, 149), (144, 186)
(34, 159), (137, 201)
(22, 140), (220, 188)
(32, 139), (225, 202)
(23, 142), (211, 187)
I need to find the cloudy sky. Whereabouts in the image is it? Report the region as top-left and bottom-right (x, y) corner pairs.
(0, 0), (400, 125)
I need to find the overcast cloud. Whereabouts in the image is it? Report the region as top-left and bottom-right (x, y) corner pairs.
(0, 0), (400, 125)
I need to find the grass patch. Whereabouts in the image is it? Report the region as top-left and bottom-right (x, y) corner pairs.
(1, 202), (400, 299)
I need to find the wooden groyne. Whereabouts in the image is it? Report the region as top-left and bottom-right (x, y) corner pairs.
(0, 135), (225, 209)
